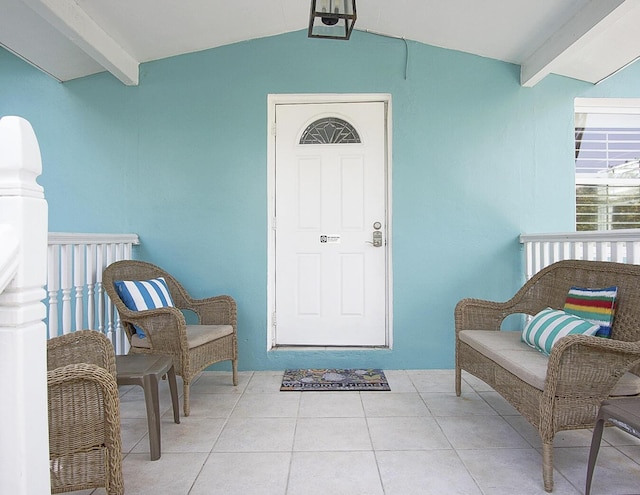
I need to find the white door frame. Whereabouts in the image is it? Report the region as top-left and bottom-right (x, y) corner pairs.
(267, 93), (393, 350)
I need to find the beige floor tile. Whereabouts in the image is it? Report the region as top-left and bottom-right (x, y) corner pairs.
(617, 444), (640, 470)
(190, 371), (251, 394)
(368, 416), (451, 450)
(479, 390), (521, 415)
(504, 416), (595, 450)
(408, 369), (457, 393)
(555, 446), (640, 495)
(231, 392), (300, 418)
(456, 448), (580, 495)
(245, 371), (286, 393)
(602, 424), (640, 446)
(437, 415), (530, 449)
(461, 371), (494, 392)
(131, 417), (225, 454)
(121, 452), (208, 495)
(294, 417), (372, 451)
(287, 451), (384, 495)
(182, 391), (240, 418)
(298, 392), (364, 417)
(376, 450), (482, 495)
(421, 391), (498, 416)
(361, 392), (430, 417)
(503, 415), (543, 448)
(120, 417), (151, 453)
(213, 417), (296, 452)
(382, 370), (417, 392)
(190, 452), (291, 495)
(118, 379), (179, 419)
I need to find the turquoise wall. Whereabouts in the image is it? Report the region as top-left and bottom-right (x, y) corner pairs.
(2, 30), (640, 370)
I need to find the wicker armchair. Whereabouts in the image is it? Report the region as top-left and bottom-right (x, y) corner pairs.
(47, 330), (123, 495)
(455, 260), (640, 492)
(103, 260), (238, 416)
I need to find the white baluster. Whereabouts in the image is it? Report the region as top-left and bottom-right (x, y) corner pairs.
(105, 243), (116, 344)
(46, 243), (60, 338)
(524, 242), (533, 281)
(73, 243), (84, 331)
(96, 243), (105, 335)
(85, 243), (96, 329)
(551, 241), (560, 265)
(532, 241), (540, 275)
(60, 244), (72, 334)
(560, 241), (568, 261)
(629, 242), (638, 264)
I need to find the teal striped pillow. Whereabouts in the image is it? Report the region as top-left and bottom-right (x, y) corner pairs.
(522, 308), (600, 356)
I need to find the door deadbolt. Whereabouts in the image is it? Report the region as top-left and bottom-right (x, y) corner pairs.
(371, 230), (383, 247)
(367, 222), (383, 247)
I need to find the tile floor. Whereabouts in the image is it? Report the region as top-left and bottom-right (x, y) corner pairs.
(70, 370), (640, 495)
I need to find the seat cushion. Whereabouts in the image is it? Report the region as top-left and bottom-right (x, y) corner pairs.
(460, 330), (549, 390)
(130, 324), (234, 349)
(459, 330), (640, 396)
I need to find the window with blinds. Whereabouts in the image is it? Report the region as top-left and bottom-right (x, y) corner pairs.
(575, 102), (640, 231)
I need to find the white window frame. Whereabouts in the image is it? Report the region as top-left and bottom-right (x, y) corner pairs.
(575, 98), (640, 230)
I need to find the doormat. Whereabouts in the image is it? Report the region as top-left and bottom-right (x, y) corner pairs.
(280, 369), (390, 391)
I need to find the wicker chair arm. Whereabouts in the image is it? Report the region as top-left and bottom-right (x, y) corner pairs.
(119, 306), (188, 351)
(543, 335), (640, 402)
(184, 295), (237, 326)
(47, 363), (121, 443)
(455, 297), (534, 332)
(47, 363), (123, 493)
(47, 330), (116, 375)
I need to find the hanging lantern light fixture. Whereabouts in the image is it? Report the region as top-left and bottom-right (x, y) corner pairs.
(308, 0), (357, 40)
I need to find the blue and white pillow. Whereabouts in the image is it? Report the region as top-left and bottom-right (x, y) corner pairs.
(522, 307), (600, 356)
(114, 277), (174, 338)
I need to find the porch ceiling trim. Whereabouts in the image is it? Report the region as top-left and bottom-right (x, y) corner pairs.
(520, 0), (632, 87)
(20, 0), (139, 86)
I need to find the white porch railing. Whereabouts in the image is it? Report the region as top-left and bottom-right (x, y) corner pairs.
(46, 232), (139, 355)
(520, 229), (640, 280)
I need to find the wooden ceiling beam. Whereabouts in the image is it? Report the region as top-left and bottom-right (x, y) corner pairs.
(20, 0), (139, 85)
(520, 0), (629, 87)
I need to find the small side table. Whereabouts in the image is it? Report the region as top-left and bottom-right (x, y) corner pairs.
(586, 398), (640, 495)
(116, 354), (180, 460)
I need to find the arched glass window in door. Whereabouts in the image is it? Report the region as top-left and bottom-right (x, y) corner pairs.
(300, 117), (361, 144)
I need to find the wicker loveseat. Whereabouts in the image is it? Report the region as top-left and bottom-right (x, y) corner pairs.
(455, 260), (640, 492)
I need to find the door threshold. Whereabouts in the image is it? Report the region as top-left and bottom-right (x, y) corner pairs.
(271, 345), (390, 352)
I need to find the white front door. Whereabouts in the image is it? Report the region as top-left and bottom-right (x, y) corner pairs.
(273, 100), (389, 346)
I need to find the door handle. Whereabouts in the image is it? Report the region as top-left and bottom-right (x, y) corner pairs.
(367, 223), (383, 247)
(371, 230), (383, 247)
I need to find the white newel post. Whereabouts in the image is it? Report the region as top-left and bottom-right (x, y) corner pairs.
(0, 116), (51, 494)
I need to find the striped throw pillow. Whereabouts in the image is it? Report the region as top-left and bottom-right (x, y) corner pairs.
(564, 286), (617, 338)
(114, 277), (174, 338)
(522, 308), (600, 356)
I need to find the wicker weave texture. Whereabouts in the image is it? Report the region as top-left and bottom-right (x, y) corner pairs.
(103, 260), (238, 416)
(455, 260), (640, 492)
(47, 330), (123, 494)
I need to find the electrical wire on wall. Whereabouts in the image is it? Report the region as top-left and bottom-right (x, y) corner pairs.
(358, 29), (410, 80)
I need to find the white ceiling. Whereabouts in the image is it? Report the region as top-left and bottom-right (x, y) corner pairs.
(1, 0), (640, 87)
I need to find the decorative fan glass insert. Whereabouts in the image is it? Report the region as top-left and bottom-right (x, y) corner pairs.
(300, 117), (361, 144)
